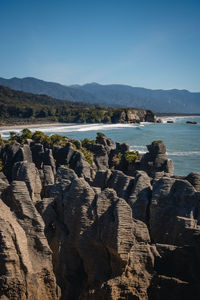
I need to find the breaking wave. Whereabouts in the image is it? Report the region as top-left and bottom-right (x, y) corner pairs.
(0, 123), (141, 139)
(161, 115), (200, 124)
(130, 145), (200, 157)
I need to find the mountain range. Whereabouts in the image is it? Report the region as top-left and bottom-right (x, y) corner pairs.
(0, 76), (200, 113)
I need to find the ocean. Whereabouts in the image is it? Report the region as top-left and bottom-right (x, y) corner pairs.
(0, 115), (199, 176)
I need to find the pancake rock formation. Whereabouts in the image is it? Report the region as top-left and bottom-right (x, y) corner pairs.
(0, 132), (200, 300)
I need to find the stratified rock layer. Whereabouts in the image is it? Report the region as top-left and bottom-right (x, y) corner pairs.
(0, 135), (199, 300)
(0, 182), (60, 300)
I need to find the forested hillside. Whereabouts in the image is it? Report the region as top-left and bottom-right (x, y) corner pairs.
(1, 77), (200, 113)
(0, 85), (155, 125)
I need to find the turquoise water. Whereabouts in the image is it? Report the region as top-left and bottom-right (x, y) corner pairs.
(0, 116), (200, 176)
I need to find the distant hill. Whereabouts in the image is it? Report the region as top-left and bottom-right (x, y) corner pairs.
(0, 85), (155, 125)
(0, 77), (200, 113)
(0, 77), (98, 103)
(74, 83), (200, 113)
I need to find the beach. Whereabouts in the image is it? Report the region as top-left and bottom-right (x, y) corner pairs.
(0, 122), (76, 131)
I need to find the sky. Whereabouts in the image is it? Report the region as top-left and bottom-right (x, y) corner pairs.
(0, 0), (200, 91)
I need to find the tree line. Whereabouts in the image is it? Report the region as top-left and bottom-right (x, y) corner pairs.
(0, 85), (130, 124)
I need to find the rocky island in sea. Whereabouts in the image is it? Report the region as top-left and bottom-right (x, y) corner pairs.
(0, 129), (200, 300)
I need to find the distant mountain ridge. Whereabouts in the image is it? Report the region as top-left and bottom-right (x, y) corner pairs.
(0, 77), (98, 104)
(0, 77), (200, 113)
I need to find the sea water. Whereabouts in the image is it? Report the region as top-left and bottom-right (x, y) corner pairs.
(0, 116), (199, 176)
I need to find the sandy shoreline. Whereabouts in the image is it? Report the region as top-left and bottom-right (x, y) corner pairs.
(0, 122), (77, 131)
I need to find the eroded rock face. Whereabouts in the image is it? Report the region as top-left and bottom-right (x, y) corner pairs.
(12, 161), (42, 202)
(42, 176), (154, 300)
(140, 141), (174, 177)
(186, 172), (200, 192)
(0, 182), (60, 300)
(128, 170), (152, 223)
(0, 137), (200, 300)
(150, 177), (200, 246)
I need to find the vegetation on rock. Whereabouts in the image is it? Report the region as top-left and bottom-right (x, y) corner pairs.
(0, 134), (3, 145)
(82, 138), (96, 147)
(96, 132), (105, 138)
(78, 147), (94, 165)
(112, 152), (123, 166)
(125, 151), (139, 164)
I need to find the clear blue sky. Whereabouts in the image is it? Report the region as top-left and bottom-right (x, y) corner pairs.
(0, 0), (200, 91)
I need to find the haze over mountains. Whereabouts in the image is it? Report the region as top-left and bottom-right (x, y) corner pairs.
(0, 76), (200, 113)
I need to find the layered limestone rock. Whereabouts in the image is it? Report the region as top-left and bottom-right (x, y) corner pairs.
(0, 182), (60, 300)
(41, 171), (154, 300)
(140, 141), (174, 177)
(12, 161), (42, 202)
(0, 134), (199, 300)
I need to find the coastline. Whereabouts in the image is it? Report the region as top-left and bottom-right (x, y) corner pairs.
(0, 122), (77, 131)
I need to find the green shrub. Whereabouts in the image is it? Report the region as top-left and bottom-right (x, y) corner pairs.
(32, 131), (49, 143)
(82, 138), (96, 147)
(79, 147), (93, 165)
(0, 135), (3, 145)
(125, 151), (139, 164)
(21, 128), (33, 139)
(9, 131), (20, 141)
(72, 139), (81, 149)
(49, 134), (67, 146)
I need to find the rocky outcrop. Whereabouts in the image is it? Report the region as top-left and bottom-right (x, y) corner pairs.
(0, 182), (60, 299)
(186, 172), (200, 192)
(140, 141), (174, 177)
(112, 109), (156, 123)
(0, 133), (199, 300)
(150, 176), (200, 245)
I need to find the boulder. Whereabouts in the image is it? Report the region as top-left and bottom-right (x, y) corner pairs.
(186, 121), (197, 124)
